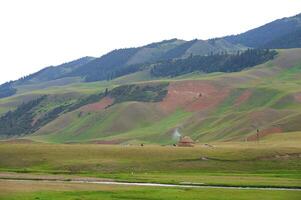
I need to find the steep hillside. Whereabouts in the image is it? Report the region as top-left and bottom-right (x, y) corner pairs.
(263, 29), (301, 49)
(0, 83), (168, 138)
(69, 39), (245, 82)
(0, 47), (278, 141)
(0, 82), (17, 98)
(1, 13), (301, 143)
(224, 13), (301, 48)
(0, 48), (300, 143)
(19, 49), (301, 144)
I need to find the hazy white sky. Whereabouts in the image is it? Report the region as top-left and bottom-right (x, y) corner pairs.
(0, 0), (301, 84)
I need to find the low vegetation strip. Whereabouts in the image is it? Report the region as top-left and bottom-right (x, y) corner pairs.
(109, 83), (168, 103)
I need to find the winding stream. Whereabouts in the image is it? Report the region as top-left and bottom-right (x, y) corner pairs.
(2, 178), (301, 191)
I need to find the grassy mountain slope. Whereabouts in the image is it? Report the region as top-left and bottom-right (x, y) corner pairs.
(125, 39), (186, 65)
(0, 38), (246, 98)
(16, 57), (95, 85)
(224, 13), (301, 48)
(263, 29), (301, 49)
(1, 13), (301, 143)
(182, 39), (246, 57)
(70, 39), (245, 82)
(18, 48), (301, 144)
(0, 57), (95, 99)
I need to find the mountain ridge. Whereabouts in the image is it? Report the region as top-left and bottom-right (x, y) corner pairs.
(223, 13), (301, 48)
(1, 13), (301, 144)
(2, 12), (301, 91)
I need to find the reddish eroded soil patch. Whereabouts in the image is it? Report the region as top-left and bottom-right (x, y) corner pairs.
(247, 127), (282, 141)
(159, 81), (230, 113)
(235, 90), (252, 106)
(294, 92), (301, 103)
(80, 97), (114, 112)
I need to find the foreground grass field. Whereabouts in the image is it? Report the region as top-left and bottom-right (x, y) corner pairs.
(0, 133), (300, 199)
(0, 133), (301, 188)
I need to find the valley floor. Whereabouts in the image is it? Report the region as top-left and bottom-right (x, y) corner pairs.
(0, 133), (301, 199)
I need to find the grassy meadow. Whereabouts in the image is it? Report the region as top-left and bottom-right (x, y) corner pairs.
(1, 133), (301, 199)
(1, 132), (301, 188)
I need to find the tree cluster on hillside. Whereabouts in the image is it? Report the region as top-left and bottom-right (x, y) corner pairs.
(150, 49), (277, 77)
(0, 96), (46, 136)
(0, 95), (80, 137)
(0, 82), (17, 98)
(109, 83), (168, 103)
(0, 94), (94, 137)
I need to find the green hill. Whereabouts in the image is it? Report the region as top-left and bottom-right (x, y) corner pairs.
(1, 47), (301, 144)
(2, 48), (297, 144)
(1, 13), (301, 144)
